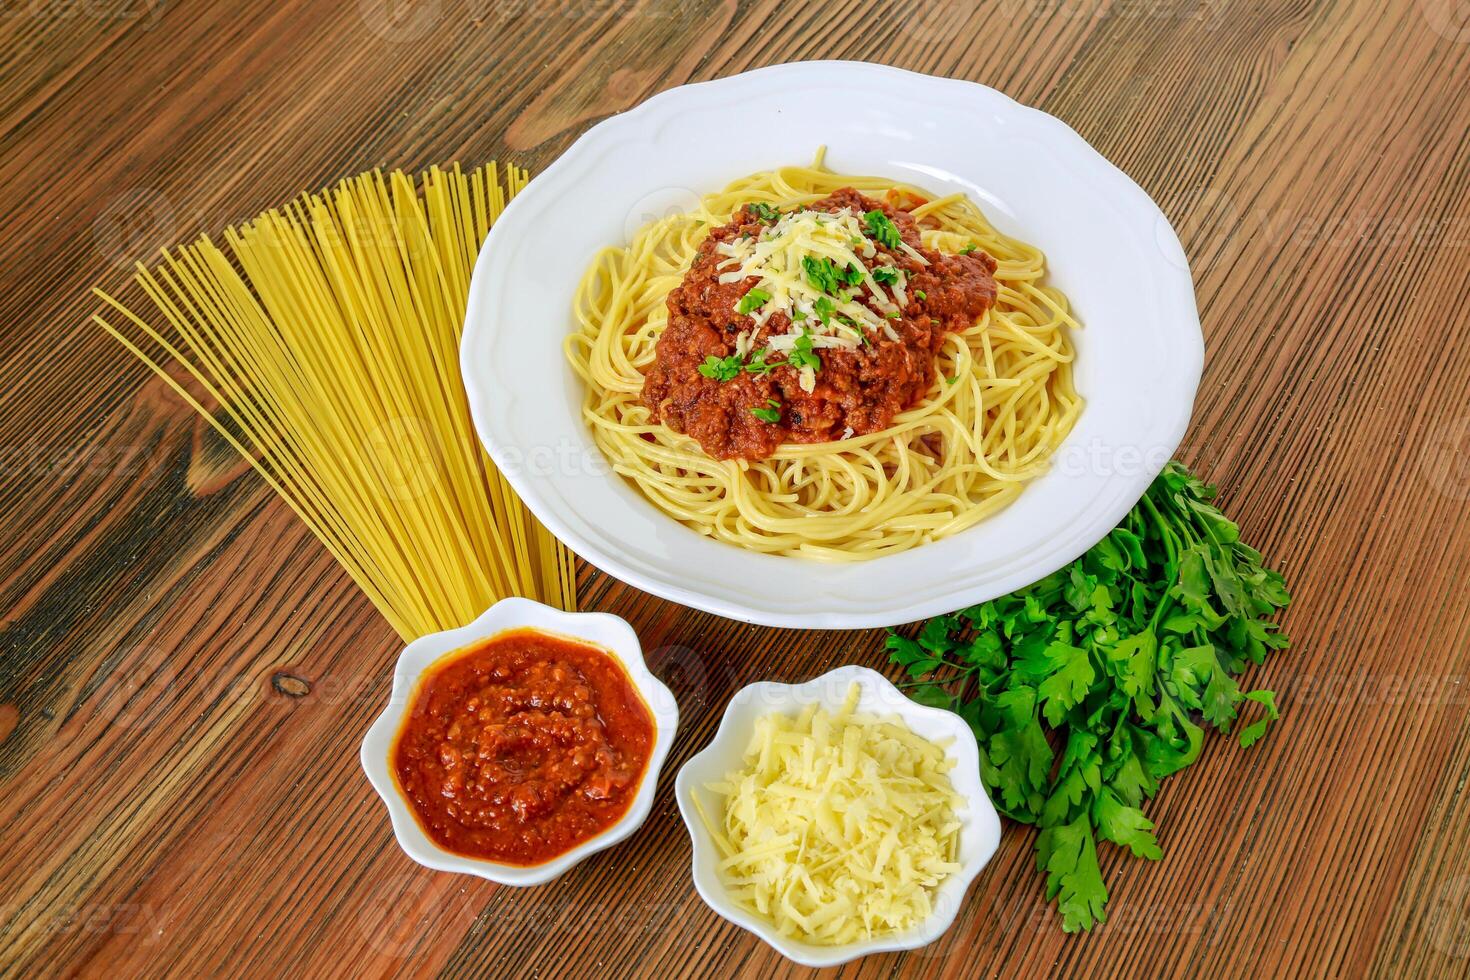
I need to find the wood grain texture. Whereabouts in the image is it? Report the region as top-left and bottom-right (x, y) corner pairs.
(3, 0), (1469, 976)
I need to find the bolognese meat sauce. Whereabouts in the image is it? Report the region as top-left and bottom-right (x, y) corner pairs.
(392, 628), (655, 865)
(641, 188), (998, 461)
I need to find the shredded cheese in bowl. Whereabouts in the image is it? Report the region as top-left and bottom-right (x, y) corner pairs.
(692, 684), (964, 946)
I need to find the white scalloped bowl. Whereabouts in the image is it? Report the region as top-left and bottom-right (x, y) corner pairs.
(674, 665), (1002, 967)
(359, 597), (678, 886)
(462, 61), (1202, 629)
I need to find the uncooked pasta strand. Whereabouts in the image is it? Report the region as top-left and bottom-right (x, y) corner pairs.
(93, 162), (576, 640)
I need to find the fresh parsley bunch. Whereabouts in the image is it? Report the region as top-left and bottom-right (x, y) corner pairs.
(886, 462), (1290, 932)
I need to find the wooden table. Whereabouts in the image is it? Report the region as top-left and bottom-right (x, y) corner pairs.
(4, 1), (1469, 976)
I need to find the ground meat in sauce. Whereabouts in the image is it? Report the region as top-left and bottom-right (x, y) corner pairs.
(640, 187), (998, 461)
(392, 629), (654, 866)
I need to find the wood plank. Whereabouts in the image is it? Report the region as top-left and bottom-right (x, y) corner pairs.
(3, 0), (1469, 976)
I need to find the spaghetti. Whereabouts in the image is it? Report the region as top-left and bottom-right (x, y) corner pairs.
(567, 156), (1082, 560)
(94, 163), (576, 640)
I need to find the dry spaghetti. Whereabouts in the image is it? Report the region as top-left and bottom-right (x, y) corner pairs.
(567, 155), (1082, 560)
(94, 163), (575, 639)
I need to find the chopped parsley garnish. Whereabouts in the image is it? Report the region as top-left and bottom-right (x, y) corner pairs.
(863, 209), (902, 249)
(841, 263), (864, 287)
(885, 310), (901, 319)
(802, 255), (841, 294)
(812, 296), (836, 327)
(791, 308), (808, 321)
(872, 266), (901, 285)
(914, 289), (927, 301)
(788, 330), (821, 372)
(736, 288), (771, 315)
(959, 243), (977, 255)
(750, 399), (782, 423)
(744, 350), (778, 375)
(944, 374), (959, 385)
(747, 202), (780, 223)
(696, 354), (743, 382)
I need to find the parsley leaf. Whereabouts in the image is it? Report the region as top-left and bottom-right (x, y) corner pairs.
(888, 461), (1290, 932)
(1028, 639), (1096, 727)
(788, 329), (821, 372)
(985, 686), (1053, 817)
(863, 209), (902, 249)
(959, 243), (977, 255)
(696, 354), (742, 382)
(749, 398), (781, 423)
(1093, 787), (1162, 859)
(802, 255), (841, 294)
(1037, 815), (1109, 932)
(812, 296), (835, 328)
(872, 266), (901, 285)
(744, 349), (778, 375)
(1236, 689), (1278, 748)
(736, 288), (771, 315)
(747, 202), (780, 223)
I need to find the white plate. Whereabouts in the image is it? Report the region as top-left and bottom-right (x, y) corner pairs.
(674, 666), (1001, 967)
(359, 597), (679, 886)
(462, 61), (1202, 629)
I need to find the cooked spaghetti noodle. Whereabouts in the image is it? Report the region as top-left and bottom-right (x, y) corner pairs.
(567, 155), (1082, 560)
(93, 163), (576, 639)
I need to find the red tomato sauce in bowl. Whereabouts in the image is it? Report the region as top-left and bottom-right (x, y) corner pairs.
(392, 627), (655, 866)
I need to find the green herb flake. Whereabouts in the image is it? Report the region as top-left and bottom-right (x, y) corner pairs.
(788, 329), (821, 372)
(959, 243), (977, 255)
(744, 350), (778, 375)
(802, 255), (841, 294)
(887, 461), (1290, 933)
(914, 289), (927, 301)
(747, 202), (781, 223)
(872, 266), (901, 285)
(696, 354), (743, 382)
(864, 209), (902, 249)
(736, 288), (771, 315)
(812, 296), (836, 327)
(750, 398), (782, 423)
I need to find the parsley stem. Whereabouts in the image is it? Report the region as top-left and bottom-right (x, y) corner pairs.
(897, 661), (978, 688)
(932, 656), (977, 672)
(1148, 594), (1171, 631)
